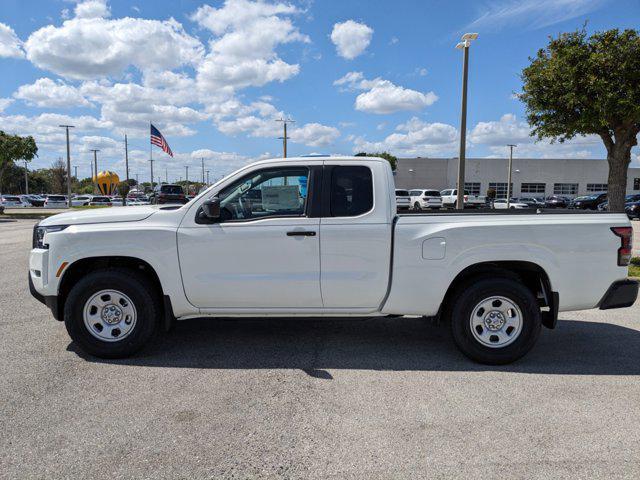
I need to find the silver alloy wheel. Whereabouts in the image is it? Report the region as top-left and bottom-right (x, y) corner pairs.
(83, 289), (137, 342)
(469, 295), (523, 348)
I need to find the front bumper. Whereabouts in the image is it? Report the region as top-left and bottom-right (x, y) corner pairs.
(29, 273), (61, 320)
(599, 279), (639, 310)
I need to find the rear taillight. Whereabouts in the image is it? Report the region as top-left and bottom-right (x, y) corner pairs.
(611, 226), (633, 266)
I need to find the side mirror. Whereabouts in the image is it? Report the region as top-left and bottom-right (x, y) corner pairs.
(202, 197), (221, 220)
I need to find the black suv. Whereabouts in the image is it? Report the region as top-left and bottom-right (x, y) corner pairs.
(544, 195), (570, 208)
(152, 184), (187, 204)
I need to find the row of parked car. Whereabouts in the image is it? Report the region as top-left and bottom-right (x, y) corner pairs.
(393, 188), (640, 219)
(0, 193), (153, 208)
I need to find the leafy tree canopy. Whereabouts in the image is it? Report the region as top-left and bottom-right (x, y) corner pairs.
(355, 151), (398, 171)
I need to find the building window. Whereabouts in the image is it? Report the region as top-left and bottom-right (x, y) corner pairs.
(520, 183), (546, 194)
(634, 178), (640, 191)
(464, 182), (481, 195)
(488, 182), (513, 198)
(553, 183), (578, 195)
(586, 183), (608, 192)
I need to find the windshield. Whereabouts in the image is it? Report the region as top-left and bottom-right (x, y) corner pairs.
(47, 195), (66, 201)
(395, 190), (409, 196)
(161, 185), (183, 194)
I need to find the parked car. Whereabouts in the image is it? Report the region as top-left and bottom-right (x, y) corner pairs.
(625, 202), (640, 219)
(29, 156), (638, 365)
(440, 189), (486, 208)
(1, 195), (29, 207)
(408, 189), (442, 210)
(544, 195), (570, 208)
(89, 196), (113, 206)
(599, 194), (640, 212)
(568, 193), (607, 210)
(44, 195), (68, 208)
(71, 195), (93, 207)
(395, 189), (411, 211)
(514, 197), (544, 208)
(492, 199), (530, 209)
(151, 184), (187, 205)
(20, 194), (45, 207)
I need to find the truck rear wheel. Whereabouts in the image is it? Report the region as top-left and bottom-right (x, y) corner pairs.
(64, 269), (159, 358)
(449, 277), (541, 364)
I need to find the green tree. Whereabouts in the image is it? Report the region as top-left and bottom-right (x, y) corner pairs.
(0, 131), (38, 194)
(520, 28), (640, 211)
(355, 151), (398, 171)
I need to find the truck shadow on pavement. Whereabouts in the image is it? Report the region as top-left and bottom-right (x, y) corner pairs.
(71, 316), (640, 376)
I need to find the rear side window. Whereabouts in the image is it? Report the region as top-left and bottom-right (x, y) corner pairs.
(330, 166), (373, 217)
(161, 185), (183, 194)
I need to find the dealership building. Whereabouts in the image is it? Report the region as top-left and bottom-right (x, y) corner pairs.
(394, 157), (640, 198)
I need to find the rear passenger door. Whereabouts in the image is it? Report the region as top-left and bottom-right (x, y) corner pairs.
(319, 163), (392, 309)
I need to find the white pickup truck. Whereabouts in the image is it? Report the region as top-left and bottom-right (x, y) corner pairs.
(29, 156), (638, 364)
(440, 188), (486, 209)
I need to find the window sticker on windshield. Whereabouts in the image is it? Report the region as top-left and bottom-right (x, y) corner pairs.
(262, 185), (300, 210)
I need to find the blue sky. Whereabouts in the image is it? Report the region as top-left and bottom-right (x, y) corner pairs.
(0, 0), (638, 182)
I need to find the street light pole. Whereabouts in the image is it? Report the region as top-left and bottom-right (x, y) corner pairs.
(455, 33), (478, 211)
(506, 144), (516, 208)
(206, 170), (210, 185)
(90, 149), (100, 194)
(59, 124), (75, 207)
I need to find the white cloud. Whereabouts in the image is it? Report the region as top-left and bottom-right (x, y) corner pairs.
(0, 98), (13, 113)
(469, 113), (603, 158)
(353, 117), (458, 156)
(469, 113), (531, 145)
(334, 71), (438, 114)
(14, 78), (92, 108)
(192, 0), (309, 91)
(290, 123), (340, 147)
(24, 12), (204, 79)
(465, 0), (606, 31)
(75, 0), (111, 19)
(0, 22), (24, 58)
(330, 20), (373, 60)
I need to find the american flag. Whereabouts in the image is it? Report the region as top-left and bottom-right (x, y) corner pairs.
(150, 124), (173, 157)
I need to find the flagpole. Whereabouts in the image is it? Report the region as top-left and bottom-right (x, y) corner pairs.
(149, 122), (154, 192)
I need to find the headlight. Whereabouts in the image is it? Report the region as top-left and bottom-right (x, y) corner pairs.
(33, 224), (68, 249)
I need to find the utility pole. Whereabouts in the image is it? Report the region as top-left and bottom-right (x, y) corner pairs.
(506, 144), (517, 208)
(24, 159), (29, 195)
(73, 165), (78, 180)
(201, 158), (205, 185)
(90, 149), (100, 194)
(124, 134), (130, 184)
(454, 33), (478, 210)
(276, 118), (295, 158)
(185, 165), (189, 196)
(206, 170), (210, 185)
(135, 173), (139, 186)
(59, 124), (75, 207)
(165, 168), (168, 184)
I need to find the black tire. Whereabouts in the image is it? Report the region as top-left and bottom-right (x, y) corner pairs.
(64, 269), (159, 358)
(449, 277), (541, 365)
(414, 202), (422, 211)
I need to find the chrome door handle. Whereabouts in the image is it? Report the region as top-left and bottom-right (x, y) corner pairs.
(286, 231), (316, 237)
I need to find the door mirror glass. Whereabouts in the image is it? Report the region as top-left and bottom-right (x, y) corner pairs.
(202, 197), (221, 220)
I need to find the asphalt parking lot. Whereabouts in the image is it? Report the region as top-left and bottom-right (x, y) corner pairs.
(2, 219), (640, 479)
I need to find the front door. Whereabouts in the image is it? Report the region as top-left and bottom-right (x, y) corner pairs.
(178, 165), (322, 309)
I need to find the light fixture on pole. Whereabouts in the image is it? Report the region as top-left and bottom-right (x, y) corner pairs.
(59, 124), (75, 208)
(454, 32), (478, 210)
(506, 144), (517, 208)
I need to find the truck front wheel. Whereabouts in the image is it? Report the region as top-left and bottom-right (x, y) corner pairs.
(64, 269), (159, 358)
(449, 277), (541, 364)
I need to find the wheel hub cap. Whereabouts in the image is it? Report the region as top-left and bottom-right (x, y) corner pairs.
(484, 311), (506, 331)
(101, 304), (123, 325)
(469, 295), (523, 348)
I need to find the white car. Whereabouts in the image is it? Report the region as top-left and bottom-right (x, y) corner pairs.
(44, 195), (68, 208)
(409, 189), (442, 210)
(440, 189), (486, 209)
(71, 195), (93, 207)
(1, 195), (29, 207)
(493, 199), (530, 209)
(30, 155), (637, 365)
(395, 189), (411, 211)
